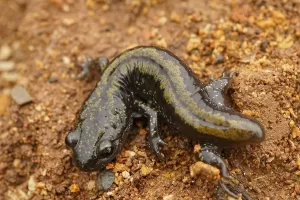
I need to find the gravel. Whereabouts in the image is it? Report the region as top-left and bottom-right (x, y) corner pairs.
(0, 61), (14, 71)
(0, 45), (12, 61)
(48, 77), (58, 83)
(97, 170), (115, 191)
(11, 86), (32, 105)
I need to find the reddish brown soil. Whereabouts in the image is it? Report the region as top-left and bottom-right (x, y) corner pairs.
(0, 0), (299, 200)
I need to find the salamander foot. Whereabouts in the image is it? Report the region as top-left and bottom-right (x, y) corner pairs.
(149, 135), (168, 161)
(198, 144), (251, 200)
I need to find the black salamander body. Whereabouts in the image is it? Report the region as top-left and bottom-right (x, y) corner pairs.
(66, 46), (265, 199)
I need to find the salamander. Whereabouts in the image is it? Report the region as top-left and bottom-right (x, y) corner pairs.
(66, 46), (265, 199)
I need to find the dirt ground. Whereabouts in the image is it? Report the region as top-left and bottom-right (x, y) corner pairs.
(0, 0), (299, 199)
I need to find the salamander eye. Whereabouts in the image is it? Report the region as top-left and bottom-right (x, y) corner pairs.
(98, 140), (113, 157)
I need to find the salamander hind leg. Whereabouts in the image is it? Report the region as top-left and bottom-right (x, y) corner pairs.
(198, 144), (252, 200)
(134, 101), (167, 161)
(206, 68), (236, 92)
(77, 56), (109, 79)
(203, 68), (237, 109)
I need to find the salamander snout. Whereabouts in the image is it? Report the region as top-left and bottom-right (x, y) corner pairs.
(71, 139), (118, 171)
(65, 130), (80, 148)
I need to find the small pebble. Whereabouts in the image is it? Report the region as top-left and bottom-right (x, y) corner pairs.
(272, 10), (286, 24)
(140, 165), (153, 177)
(2, 72), (19, 82)
(124, 150), (136, 158)
(266, 157), (275, 163)
(43, 116), (50, 122)
(11, 86), (32, 106)
(256, 18), (275, 29)
(121, 171), (130, 179)
(48, 77), (58, 83)
(170, 11), (181, 23)
(97, 170), (115, 191)
(158, 16), (168, 25)
(139, 128), (148, 135)
(213, 30), (224, 39)
(28, 176), (36, 192)
(113, 163), (129, 172)
(86, 0), (95, 9)
(292, 127), (300, 138)
(278, 35), (294, 49)
(0, 61), (14, 71)
(0, 94), (10, 116)
(86, 180), (96, 191)
(62, 4), (70, 12)
(0, 45), (12, 60)
(62, 56), (71, 65)
(36, 182), (46, 189)
(163, 194), (174, 200)
(215, 53), (223, 64)
(190, 161), (220, 181)
(106, 191), (113, 196)
(240, 53), (256, 63)
(156, 37), (168, 48)
(62, 18), (75, 26)
(13, 159), (21, 168)
(186, 35), (201, 52)
(69, 183), (80, 193)
(127, 26), (136, 35)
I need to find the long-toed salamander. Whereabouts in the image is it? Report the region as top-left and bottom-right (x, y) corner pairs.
(66, 46), (265, 199)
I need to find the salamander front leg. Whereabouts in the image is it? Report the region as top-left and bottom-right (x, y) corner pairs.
(77, 56), (109, 79)
(198, 144), (251, 199)
(134, 101), (167, 161)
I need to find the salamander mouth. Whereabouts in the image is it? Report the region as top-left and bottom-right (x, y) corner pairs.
(72, 140), (122, 171)
(72, 153), (116, 171)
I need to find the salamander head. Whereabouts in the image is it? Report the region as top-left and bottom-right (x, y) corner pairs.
(65, 117), (125, 171)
